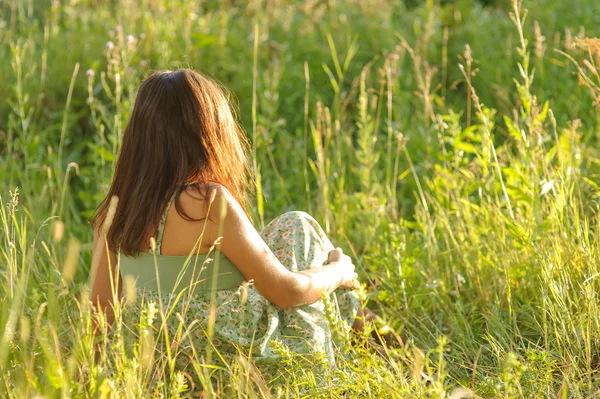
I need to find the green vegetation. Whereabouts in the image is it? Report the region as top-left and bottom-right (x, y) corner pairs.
(2, 0), (600, 396)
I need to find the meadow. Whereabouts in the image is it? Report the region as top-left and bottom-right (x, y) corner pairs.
(2, 0), (600, 397)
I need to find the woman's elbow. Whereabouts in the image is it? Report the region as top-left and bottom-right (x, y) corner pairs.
(271, 274), (311, 310)
(272, 293), (300, 310)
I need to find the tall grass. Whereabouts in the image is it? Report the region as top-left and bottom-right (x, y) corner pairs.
(1, 0), (600, 397)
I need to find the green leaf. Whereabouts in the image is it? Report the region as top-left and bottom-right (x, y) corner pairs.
(583, 177), (600, 190)
(307, 158), (319, 180)
(454, 140), (478, 154)
(255, 166), (264, 228)
(504, 116), (521, 142)
(191, 33), (216, 48)
(397, 168), (410, 181)
(536, 101), (550, 125)
(97, 146), (114, 162)
(322, 64), (340, 93)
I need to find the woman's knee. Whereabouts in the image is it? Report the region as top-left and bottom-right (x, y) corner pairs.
(264, 211), (318, 232)
(276, 211), (316, 224)
(263, 211), (333, 251)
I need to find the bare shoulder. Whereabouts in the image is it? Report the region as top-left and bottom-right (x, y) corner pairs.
(177, 182), (242, 221)
(205, 183), (246, 219)
(177, 183), (224, 216)
(161, 183), (240, 254)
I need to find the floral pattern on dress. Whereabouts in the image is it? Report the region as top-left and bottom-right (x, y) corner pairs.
(124, 211), (361, 391)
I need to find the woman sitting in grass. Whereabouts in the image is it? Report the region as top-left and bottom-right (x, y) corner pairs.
(90, 69), (395, 391)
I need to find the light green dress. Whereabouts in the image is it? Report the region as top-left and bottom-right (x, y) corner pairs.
(120, 194), (361, 390)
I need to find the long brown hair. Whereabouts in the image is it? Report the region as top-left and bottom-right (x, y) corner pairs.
(91, 69), (252, 256)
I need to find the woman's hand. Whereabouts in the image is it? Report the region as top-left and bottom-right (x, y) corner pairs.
(328, 248), (358, 289)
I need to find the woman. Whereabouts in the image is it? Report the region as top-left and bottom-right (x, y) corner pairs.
(90, 69), (365, 391)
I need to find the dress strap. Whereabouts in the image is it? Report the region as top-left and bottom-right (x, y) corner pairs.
(154, 190), (178, 255)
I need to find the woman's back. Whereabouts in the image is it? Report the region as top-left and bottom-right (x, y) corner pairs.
(155, 185), (218, 256)
(119, 185), (246, 294)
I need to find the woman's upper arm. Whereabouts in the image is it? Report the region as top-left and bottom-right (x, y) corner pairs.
(90, 226), (121, 308)
(206, 187), (300, 308)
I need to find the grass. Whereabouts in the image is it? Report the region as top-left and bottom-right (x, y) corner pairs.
(2, 0), (600, 397)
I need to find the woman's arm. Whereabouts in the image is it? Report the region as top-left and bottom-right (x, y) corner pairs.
(90, 227), (122, 327)
(206, 186), (356, 309)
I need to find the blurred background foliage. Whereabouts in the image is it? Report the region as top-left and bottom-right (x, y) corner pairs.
(2, 0), (600, 396)
(1, 0), (598, 228)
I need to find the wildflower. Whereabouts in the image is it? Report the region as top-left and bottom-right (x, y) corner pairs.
(86, 69), (95, 78)
(139, 33), (146, 40)
(147, 301), (158, 324)
(426, 279), (441, 289)
(105, 41), (115, 51)
(575, 37), (600, 56)
(127, 35), (136, 50)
